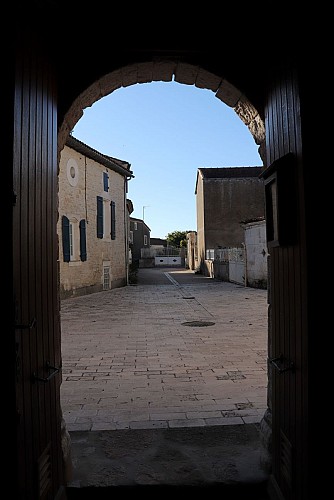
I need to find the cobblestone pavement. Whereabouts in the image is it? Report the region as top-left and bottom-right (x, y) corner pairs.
(60, 268), (268, 432)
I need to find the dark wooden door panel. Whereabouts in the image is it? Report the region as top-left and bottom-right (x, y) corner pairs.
(13, 34), (64, 500)
(265, 69), (308, 500)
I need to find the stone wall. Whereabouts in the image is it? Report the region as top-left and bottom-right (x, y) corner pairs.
(57, 144), (127, 298)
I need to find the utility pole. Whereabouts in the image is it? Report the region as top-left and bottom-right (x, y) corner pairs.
(142, 205), (150, 221)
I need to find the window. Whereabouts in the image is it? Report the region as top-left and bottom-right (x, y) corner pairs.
(62, 216), (87, 262)
(144, 234), (148, 246)
(79, 219), (87, 261)
(104, 199), (111, 238)
(62, 216), (70, 262)
(103, 172), (109, 192)
(97, 196), (103, 238)
(129, 231), (133, 243)
(206, 249), (215, 260)
(111, 201), (116, 240)
(66, 158), (79, 186)
(97, 196), (114, 240)
(69, 223), (74, 259)
(134, 222), (137, 230)
(62, 215), (74, 262)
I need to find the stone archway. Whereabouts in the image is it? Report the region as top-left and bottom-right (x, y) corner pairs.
(58, 61), (266, 165)
(57, 60), (272, 485)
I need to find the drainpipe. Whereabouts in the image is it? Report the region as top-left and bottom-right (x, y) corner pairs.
(124, 174), (135, 284)
(124, 178), (131, 285)
(242, 242), (247, 287)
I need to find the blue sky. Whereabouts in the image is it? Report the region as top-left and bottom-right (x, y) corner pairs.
(72, 81), (263, 239)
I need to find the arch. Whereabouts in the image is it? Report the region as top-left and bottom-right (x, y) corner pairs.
(58, 61), (266, 163)
(57, 59), (271, 483)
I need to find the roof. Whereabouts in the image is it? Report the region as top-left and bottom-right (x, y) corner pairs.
(150, 238), (167, 246)
(130, 217), (151, 232)
(198, 167), (263, 179)
(66, 135), (135, 178)
(240, 216), (265, 225)
(195, 166), (263, 194)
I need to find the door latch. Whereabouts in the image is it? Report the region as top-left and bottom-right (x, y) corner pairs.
(14, 317), (36, 330)
(33, 361), (62, 383)
(269, 354), (295, 373)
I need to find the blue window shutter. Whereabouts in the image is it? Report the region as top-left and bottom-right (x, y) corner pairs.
(111, 201), (116, 240)
(62, 215), (70, 262)
(103, 172), (109, 192)
(97, 196), (103, 238)
(79, 219), (87, 261)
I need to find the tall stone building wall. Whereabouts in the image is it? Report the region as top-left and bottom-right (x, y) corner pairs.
(57, 144), (128, 298)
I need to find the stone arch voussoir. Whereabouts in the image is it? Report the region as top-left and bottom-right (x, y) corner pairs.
(58, 61), (265, 161)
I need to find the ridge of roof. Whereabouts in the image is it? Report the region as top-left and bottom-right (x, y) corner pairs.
(130, 216), (151, 231)
(240, 216), (266, 224)
(66, 135), (134, 178)
(198, 166), (263, 179)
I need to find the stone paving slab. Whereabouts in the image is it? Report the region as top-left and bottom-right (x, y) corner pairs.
(60, 268), (268, 431)
(66, 424), (270, 494)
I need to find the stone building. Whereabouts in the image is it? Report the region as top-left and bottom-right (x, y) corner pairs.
(57, 135), (134, 298)
(129, 217), (151, 266)
(195, 167), (265, 274)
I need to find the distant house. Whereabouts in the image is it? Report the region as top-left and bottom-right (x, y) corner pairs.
(129, 217), (151, 266)
(57, 135), (134, 298)
(126, 199), (134, 265)
(195, 166), (265, 275)
(150, 238), (167, 250)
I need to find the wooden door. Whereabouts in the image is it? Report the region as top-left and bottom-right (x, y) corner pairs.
(12, 33), (65, 500)
(264, 69), (308, 500)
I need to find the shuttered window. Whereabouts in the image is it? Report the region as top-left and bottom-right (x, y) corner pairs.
(79, 219), (87, 261)
(103, 172), (109, 192)
(62, 215), (70, 262)
(97, 196), (103, 238)
(111, 201), (116, 240)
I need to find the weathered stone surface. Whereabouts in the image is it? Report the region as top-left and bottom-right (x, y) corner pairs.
(58, 122), (72, 157)
(195, 68), (222, 92)
(248, 114), (266, 145)
(174, 62), (199, 85)
(61, 416), (73, 483)
(231, 98), (265, 147)
(98, 70), (122, 96)
(216, 79), (242, 107)
(121, 64), (139, 88)
(67, 425), (270, 488)
(234, 99), (259, 126)
(136, 62), (153, 84)
(152, 60), (176, 82)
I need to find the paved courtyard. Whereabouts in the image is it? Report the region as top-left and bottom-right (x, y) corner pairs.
(60, 268), (269, 432)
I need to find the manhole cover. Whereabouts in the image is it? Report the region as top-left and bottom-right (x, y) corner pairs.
(181, 320), (215, 327)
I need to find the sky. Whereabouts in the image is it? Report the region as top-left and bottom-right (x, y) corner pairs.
(72, 81), (263, 239)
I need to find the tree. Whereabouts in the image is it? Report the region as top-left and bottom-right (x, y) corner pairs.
(166, 230), (190, 248)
